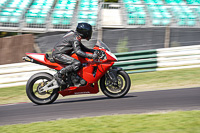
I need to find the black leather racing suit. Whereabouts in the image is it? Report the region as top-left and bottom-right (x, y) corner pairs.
(52, 30), (95, 74)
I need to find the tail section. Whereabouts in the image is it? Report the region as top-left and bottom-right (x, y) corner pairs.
(23, 53), (64, 70)
(26, 53), (45, 63)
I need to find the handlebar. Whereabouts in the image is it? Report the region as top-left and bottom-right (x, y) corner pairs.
(95, 50), (105, 60)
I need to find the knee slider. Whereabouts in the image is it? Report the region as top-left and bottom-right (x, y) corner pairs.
(74, 61), (81, 67)
(72, 61), (81, 71)
(72, 64), (80, 71)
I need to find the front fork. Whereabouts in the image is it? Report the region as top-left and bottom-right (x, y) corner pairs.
(106, 67), (122, 86)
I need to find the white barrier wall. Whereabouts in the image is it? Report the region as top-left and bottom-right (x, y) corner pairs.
(156, 45), (200, 70)
(0, 62), (52, 88)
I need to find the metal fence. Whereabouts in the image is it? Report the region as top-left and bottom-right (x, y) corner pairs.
(102, 27), (200, 53)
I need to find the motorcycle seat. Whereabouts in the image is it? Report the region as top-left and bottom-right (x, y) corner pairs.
(45, 53), (56, 63)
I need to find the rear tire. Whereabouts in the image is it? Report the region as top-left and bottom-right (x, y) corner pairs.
(100, 70), (131, 98)
(26, 72), (59, 105)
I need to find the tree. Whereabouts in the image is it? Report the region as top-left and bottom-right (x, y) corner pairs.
(116, 37), (129, 53)
(104, 0), (118, 2)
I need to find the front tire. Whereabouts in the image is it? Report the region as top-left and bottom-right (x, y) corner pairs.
(100, 70), (131, 98)
(26, 72), (59, 105)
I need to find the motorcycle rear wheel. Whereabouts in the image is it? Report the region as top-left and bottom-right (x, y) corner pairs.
(26, 72), (59, 105)
(100, 70), (131, 98)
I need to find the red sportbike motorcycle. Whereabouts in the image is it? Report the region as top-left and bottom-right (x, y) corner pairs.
(23, 40), (131, 105)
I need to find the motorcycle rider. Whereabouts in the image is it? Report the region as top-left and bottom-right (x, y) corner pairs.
(52, 22), (98, 86)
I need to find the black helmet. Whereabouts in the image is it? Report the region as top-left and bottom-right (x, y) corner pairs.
(76, 22), (92, 40)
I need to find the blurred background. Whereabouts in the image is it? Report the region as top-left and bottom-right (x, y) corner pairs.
(0, 0), (200, 65)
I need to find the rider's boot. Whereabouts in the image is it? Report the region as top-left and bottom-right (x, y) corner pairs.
(54, 71), (66, 86)
(56, 65), (73, 86)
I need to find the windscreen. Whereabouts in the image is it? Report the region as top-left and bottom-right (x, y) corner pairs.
(95, 40), (111, 52)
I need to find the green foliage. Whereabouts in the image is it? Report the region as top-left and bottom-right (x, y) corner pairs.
(0, 85), (29, 104)
(130, 67), (200, 91)
(116, 37), (129, 53)
(0, 111), (200, 133)
(0, 32), (17, 38)
(104, 0), (118, 2)
(170, 41), (181, 47)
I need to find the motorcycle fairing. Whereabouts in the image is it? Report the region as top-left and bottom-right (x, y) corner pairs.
(71, 52), (114, 83)
(58, 83), (99, 96)
(26, 52), (113, 83)
(77, 62), (114, 83)
(26, 53), (64, 70)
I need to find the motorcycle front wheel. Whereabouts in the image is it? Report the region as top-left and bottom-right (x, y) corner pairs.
(26, 72), (59, 105)
(100, 70), (131, 98)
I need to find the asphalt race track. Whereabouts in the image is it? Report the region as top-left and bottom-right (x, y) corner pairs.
(0, 87), (200, 126)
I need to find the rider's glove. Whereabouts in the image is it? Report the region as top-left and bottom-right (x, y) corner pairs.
(92, 53), (98, 60)
(87, 53), (98, 59)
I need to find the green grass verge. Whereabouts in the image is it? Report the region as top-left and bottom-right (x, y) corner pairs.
(0, 110), (199, 133)
(129, 67), (200, 92)
(1, 67), (200, 104)
(0, 85), (28, 104)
